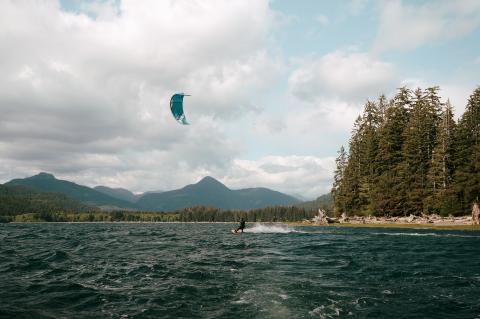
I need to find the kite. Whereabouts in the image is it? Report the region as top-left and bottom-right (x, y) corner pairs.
(170, 93), (190, 125)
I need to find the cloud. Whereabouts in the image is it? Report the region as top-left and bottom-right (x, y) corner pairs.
(222, 155), (335, 199)
(373, 0), (480, 52)
(440, 83), (479, 119)
(0, 0), (286, 193)
(315, 14), (329, 26)
(288, 50), (396, 102)
(348, 0), (370, 16)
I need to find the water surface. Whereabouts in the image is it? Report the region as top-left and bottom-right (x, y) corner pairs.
(1, 223), (479, 318)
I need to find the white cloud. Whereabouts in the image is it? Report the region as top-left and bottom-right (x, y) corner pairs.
(315, 14), (329, 26)
(348, 0), (370, 16)
(374, 0), (480, 52)
(222, 155), (335, 199)
(288, 50), (396, 102)
(440, 83), (479, 119)
(0, 0), (288, 193)
(79, 0), (120, 20)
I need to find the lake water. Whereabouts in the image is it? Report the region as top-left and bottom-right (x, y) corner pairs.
(1, 223), (479, 318)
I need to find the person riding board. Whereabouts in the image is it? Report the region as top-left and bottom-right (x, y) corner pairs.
(235, 218), (246, 233)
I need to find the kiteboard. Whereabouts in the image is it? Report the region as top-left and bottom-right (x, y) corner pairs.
(231, 229), (243, 235)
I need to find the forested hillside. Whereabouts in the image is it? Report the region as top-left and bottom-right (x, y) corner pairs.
(0, 184), (93, 222)
(332, 86), (480, 217)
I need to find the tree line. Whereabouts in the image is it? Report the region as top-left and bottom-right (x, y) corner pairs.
(332, 86), (480, 217)
(2, 205), (317, 223)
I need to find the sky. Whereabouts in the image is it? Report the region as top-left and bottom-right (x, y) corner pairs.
(0, 0), (479, 199)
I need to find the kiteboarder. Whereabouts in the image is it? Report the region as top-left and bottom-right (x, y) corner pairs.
(235, 218), (246, 233)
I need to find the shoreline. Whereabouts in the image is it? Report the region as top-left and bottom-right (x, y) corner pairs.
(4, 220), (480, 231)
(286, 221), (480, 231)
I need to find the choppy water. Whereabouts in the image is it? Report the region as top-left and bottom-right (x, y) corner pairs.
(1, 223), (479, 319)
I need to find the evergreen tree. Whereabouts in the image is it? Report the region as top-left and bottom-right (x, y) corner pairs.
(452, 87), (480, 214)
(424, 100), (456, 215)
(335, 86), (479, 217)
(377, 94), (388, 124)
(371, 88), (410, 216)
(342, 115), (363, 213)
(332, 146), (347, 216)
(357, 100), (381, 214)
(400, 87), (441, 215)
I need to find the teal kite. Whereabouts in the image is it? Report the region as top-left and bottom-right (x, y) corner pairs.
(170, 93), (190, 125)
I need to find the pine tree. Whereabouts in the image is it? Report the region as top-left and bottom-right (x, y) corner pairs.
(332, 146), (347, 216)
(357, 100), (381, 214)
(424, 100), (456, 215)
(400, 87), (441, 215)
(371, 88), (410, 216)
(452, 87), (480, 214)
(335, 86), (480, 217)
(342, 116), (363, 214)
(377, 94), (388, 124)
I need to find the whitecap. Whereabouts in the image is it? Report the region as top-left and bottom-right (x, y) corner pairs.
(372, 232), (480, 238)
(243, 223), (299, 234)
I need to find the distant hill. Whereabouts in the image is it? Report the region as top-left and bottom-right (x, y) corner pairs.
(295, 192), (333, 213)
(94, 186), (138, 203)
(0, 184), (93, 221)
(4, 173), (302, 212)
(136, 176), (300, 211)
(5, 173), (136, 210)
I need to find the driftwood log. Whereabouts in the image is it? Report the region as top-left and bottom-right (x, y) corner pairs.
(472, 203), (480, 225)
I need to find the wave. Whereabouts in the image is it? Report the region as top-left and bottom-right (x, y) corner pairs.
(243, 223), (299, 234)
(372, 232), (480, 238)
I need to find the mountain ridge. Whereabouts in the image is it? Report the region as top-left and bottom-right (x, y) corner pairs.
(5, 173), (136, 210)
(136, 176), (300, 211)
(4, 173), (303, 211)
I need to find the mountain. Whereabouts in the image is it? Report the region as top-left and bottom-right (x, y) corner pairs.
(290, 193), (310, 201)
(5, 173), (136, 210)
(4, 173), (301, 212)
(136, 176), (300, 211)
(0, 184), (93, 221)
(94, 186), (138, 203)
(295, 192), (333, 213)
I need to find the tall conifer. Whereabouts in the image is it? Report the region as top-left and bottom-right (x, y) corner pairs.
(424, 100), (456, 215)
(400, 87), (441, 215)
(332, 146), (347, 216)
(452, 87), (480, 214)
(371, 88), (410, 216)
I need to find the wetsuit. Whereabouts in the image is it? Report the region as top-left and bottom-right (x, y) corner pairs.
(235, 219), (246, 233)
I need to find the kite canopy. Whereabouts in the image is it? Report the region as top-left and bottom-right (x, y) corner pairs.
(170, 93), (190, 125)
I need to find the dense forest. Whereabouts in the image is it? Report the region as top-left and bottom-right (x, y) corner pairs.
(332, 86), (480, 217)
(3, 205), (316, 223)
(0, 184), (93, 222)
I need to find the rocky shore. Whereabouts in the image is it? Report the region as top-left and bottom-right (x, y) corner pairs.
(302, 209), (478, 227)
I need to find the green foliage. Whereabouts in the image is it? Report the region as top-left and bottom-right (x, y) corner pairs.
(8, 205), (316, 223)
(334, 86), (480, 216)
(452, 88), (480, 215)
(0, 184), (93, 218)
(5, 172), (136, 209)
(332, 146), (347, 216)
